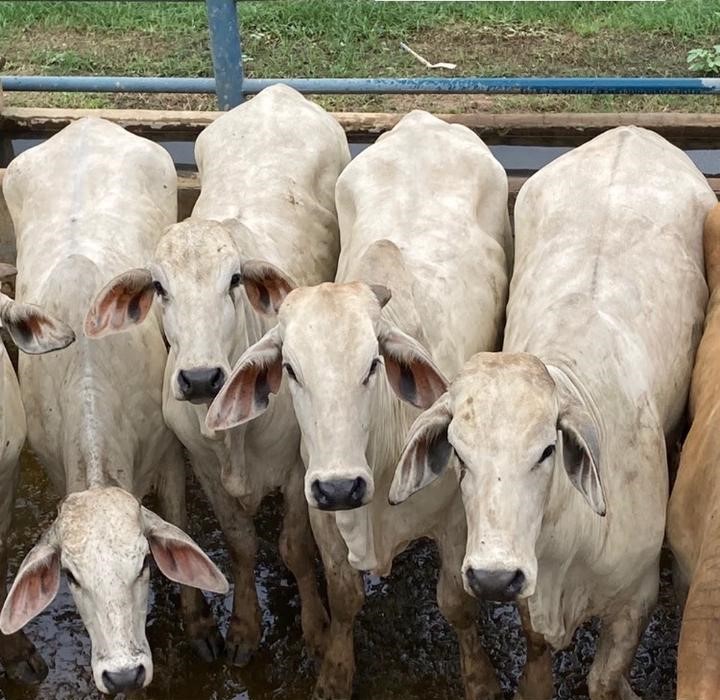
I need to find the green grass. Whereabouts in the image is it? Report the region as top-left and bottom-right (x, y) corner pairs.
(1, 0), (719, 111)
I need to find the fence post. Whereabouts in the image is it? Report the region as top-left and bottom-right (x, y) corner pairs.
(205, 0), (244, 109)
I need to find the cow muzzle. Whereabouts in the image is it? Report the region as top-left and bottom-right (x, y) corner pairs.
(101, 664), (147, 695)
(464, 567), (526, 602)
(310, 477), (369, 511)
(176, 367), (226, 404)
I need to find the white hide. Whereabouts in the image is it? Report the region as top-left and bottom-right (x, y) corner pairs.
(162, 84), (350, 504)
(2, 118), (226, 694)
(395, 127), (714, 656)
(214, 109), (512, 574)
(84, 87), (349, 668)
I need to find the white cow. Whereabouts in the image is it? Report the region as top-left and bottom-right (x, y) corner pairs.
(85, 85), (350, 666)
(0, 264), (75, 684)
(207, 110), (513, 699)
(389, 126), (714, 700)
(0, 118), (228, 696)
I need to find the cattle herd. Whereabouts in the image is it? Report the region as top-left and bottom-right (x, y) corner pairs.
(0, 84), (716, 699)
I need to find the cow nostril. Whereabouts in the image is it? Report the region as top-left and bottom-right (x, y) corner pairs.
(349, 477), (367, 505)
(311, 478), (368, 511)
(465, 567), (526, 602)
(209, 367), (226, 392)
(102, 664), (146, 694)
(176, 367), (226, 402)
(177, 370), (191, 395)
(509, 569), (525, 594)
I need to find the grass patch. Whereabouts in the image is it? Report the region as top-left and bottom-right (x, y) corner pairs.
(1, 0), (719, 112)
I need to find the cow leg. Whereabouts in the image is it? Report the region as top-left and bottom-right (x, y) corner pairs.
(0, 461), (47, 684)
(279, 465), (329, 659)
(587, 569), (656, 700)
(310, 511), (364, 700)
(435, 527), (503, 700)
(155, 445), (224, 662)
(514, 600), (553, 700)
(190, 455), (262, 667)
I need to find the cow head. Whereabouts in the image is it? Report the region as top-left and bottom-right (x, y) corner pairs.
(0, 264), (75, 354)
(389, 352), (605, 602)
(0, 487), (228, 696)
(84, 220), (294, 406)
(206, 281), (446, 510)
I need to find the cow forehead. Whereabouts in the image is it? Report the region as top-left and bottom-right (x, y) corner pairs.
(281, 283), (381, 348)
(156, 220), (237, 272)
(58, 488), (145, 557)
(449, 353), (557, 449)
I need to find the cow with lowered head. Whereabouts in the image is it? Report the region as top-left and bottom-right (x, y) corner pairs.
(1, 118), (228, 696)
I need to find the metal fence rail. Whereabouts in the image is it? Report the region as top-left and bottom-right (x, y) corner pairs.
(2, 0), (719, 109)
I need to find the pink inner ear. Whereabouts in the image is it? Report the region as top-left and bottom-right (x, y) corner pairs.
(385, 355), (446, 410)
(149, 537), (225, 593)
(87, 280), (153, 336)
(212, 358), (282, 427)
(244, 277), (293, 314)
(2, 556), (60, 634)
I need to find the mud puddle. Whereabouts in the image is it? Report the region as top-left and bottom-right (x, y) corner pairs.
(0, 449), (678, 700)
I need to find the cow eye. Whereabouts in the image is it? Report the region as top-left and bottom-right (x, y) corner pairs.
(229, 273), (242, 291)
(363, 358), (381, 386)
(539, 444), (555, 463)
(152, 280), (166, 298)
(63, 568), (80, 588)
(283, 362), (298, 383)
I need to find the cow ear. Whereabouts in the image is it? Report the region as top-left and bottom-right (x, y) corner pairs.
(241, 260), (296, 316)
(0, 294), (75, 354)
(0, 535), (60, 634)
(206, 326), (284, 431)
(557, 399), (606, 516)
(142, 507), (229, 594)
(378, 322), (447, 409)
(84, 268), (154, 338)
(389, 394), (453, 504)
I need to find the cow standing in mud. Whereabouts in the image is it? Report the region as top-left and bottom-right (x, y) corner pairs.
(86, 85), (350, 666)
(389, 126), (714, 700)
(1, 118), (228, 696)
(207, 110), (513, 699)
(668, 202), (720, 700)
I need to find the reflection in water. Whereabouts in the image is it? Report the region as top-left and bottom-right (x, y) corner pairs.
(0, 450), (678, 699)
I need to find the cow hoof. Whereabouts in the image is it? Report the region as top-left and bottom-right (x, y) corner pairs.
(190, 628), (225, 663)
(225, 641), (254, 668)
(4, 651), (49, 685)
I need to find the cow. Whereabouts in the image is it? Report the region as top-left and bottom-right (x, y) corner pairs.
(84, 85), (351, 667)
(0, 263), (75, 684)
(0, 118), (228, 696)
(387, 126), (714, 700)
(206, 110), (513, 699)
(668, 202), (720, 700)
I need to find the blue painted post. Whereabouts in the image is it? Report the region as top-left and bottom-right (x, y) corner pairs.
(205, 0), (244, 109)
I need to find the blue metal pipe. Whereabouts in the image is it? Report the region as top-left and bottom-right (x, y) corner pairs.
(3, 75), (720, 95)
(205, 0), (244, 108)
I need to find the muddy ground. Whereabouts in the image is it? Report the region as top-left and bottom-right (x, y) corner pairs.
(0, 450), (679, 700)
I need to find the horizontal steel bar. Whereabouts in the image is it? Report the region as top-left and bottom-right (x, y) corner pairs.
(3, 75), (720, 95)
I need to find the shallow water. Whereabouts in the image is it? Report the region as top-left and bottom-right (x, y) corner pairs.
(0, 449), (678, 700)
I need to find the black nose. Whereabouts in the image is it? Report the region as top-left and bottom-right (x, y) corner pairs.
(465, 568), (525, 601)
(102, 665), (146, 694)
(311, 478), (367, 510)
(177, 367), (226, 403)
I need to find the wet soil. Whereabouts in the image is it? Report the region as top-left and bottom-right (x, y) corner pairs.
(0, 450), (679, 700)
